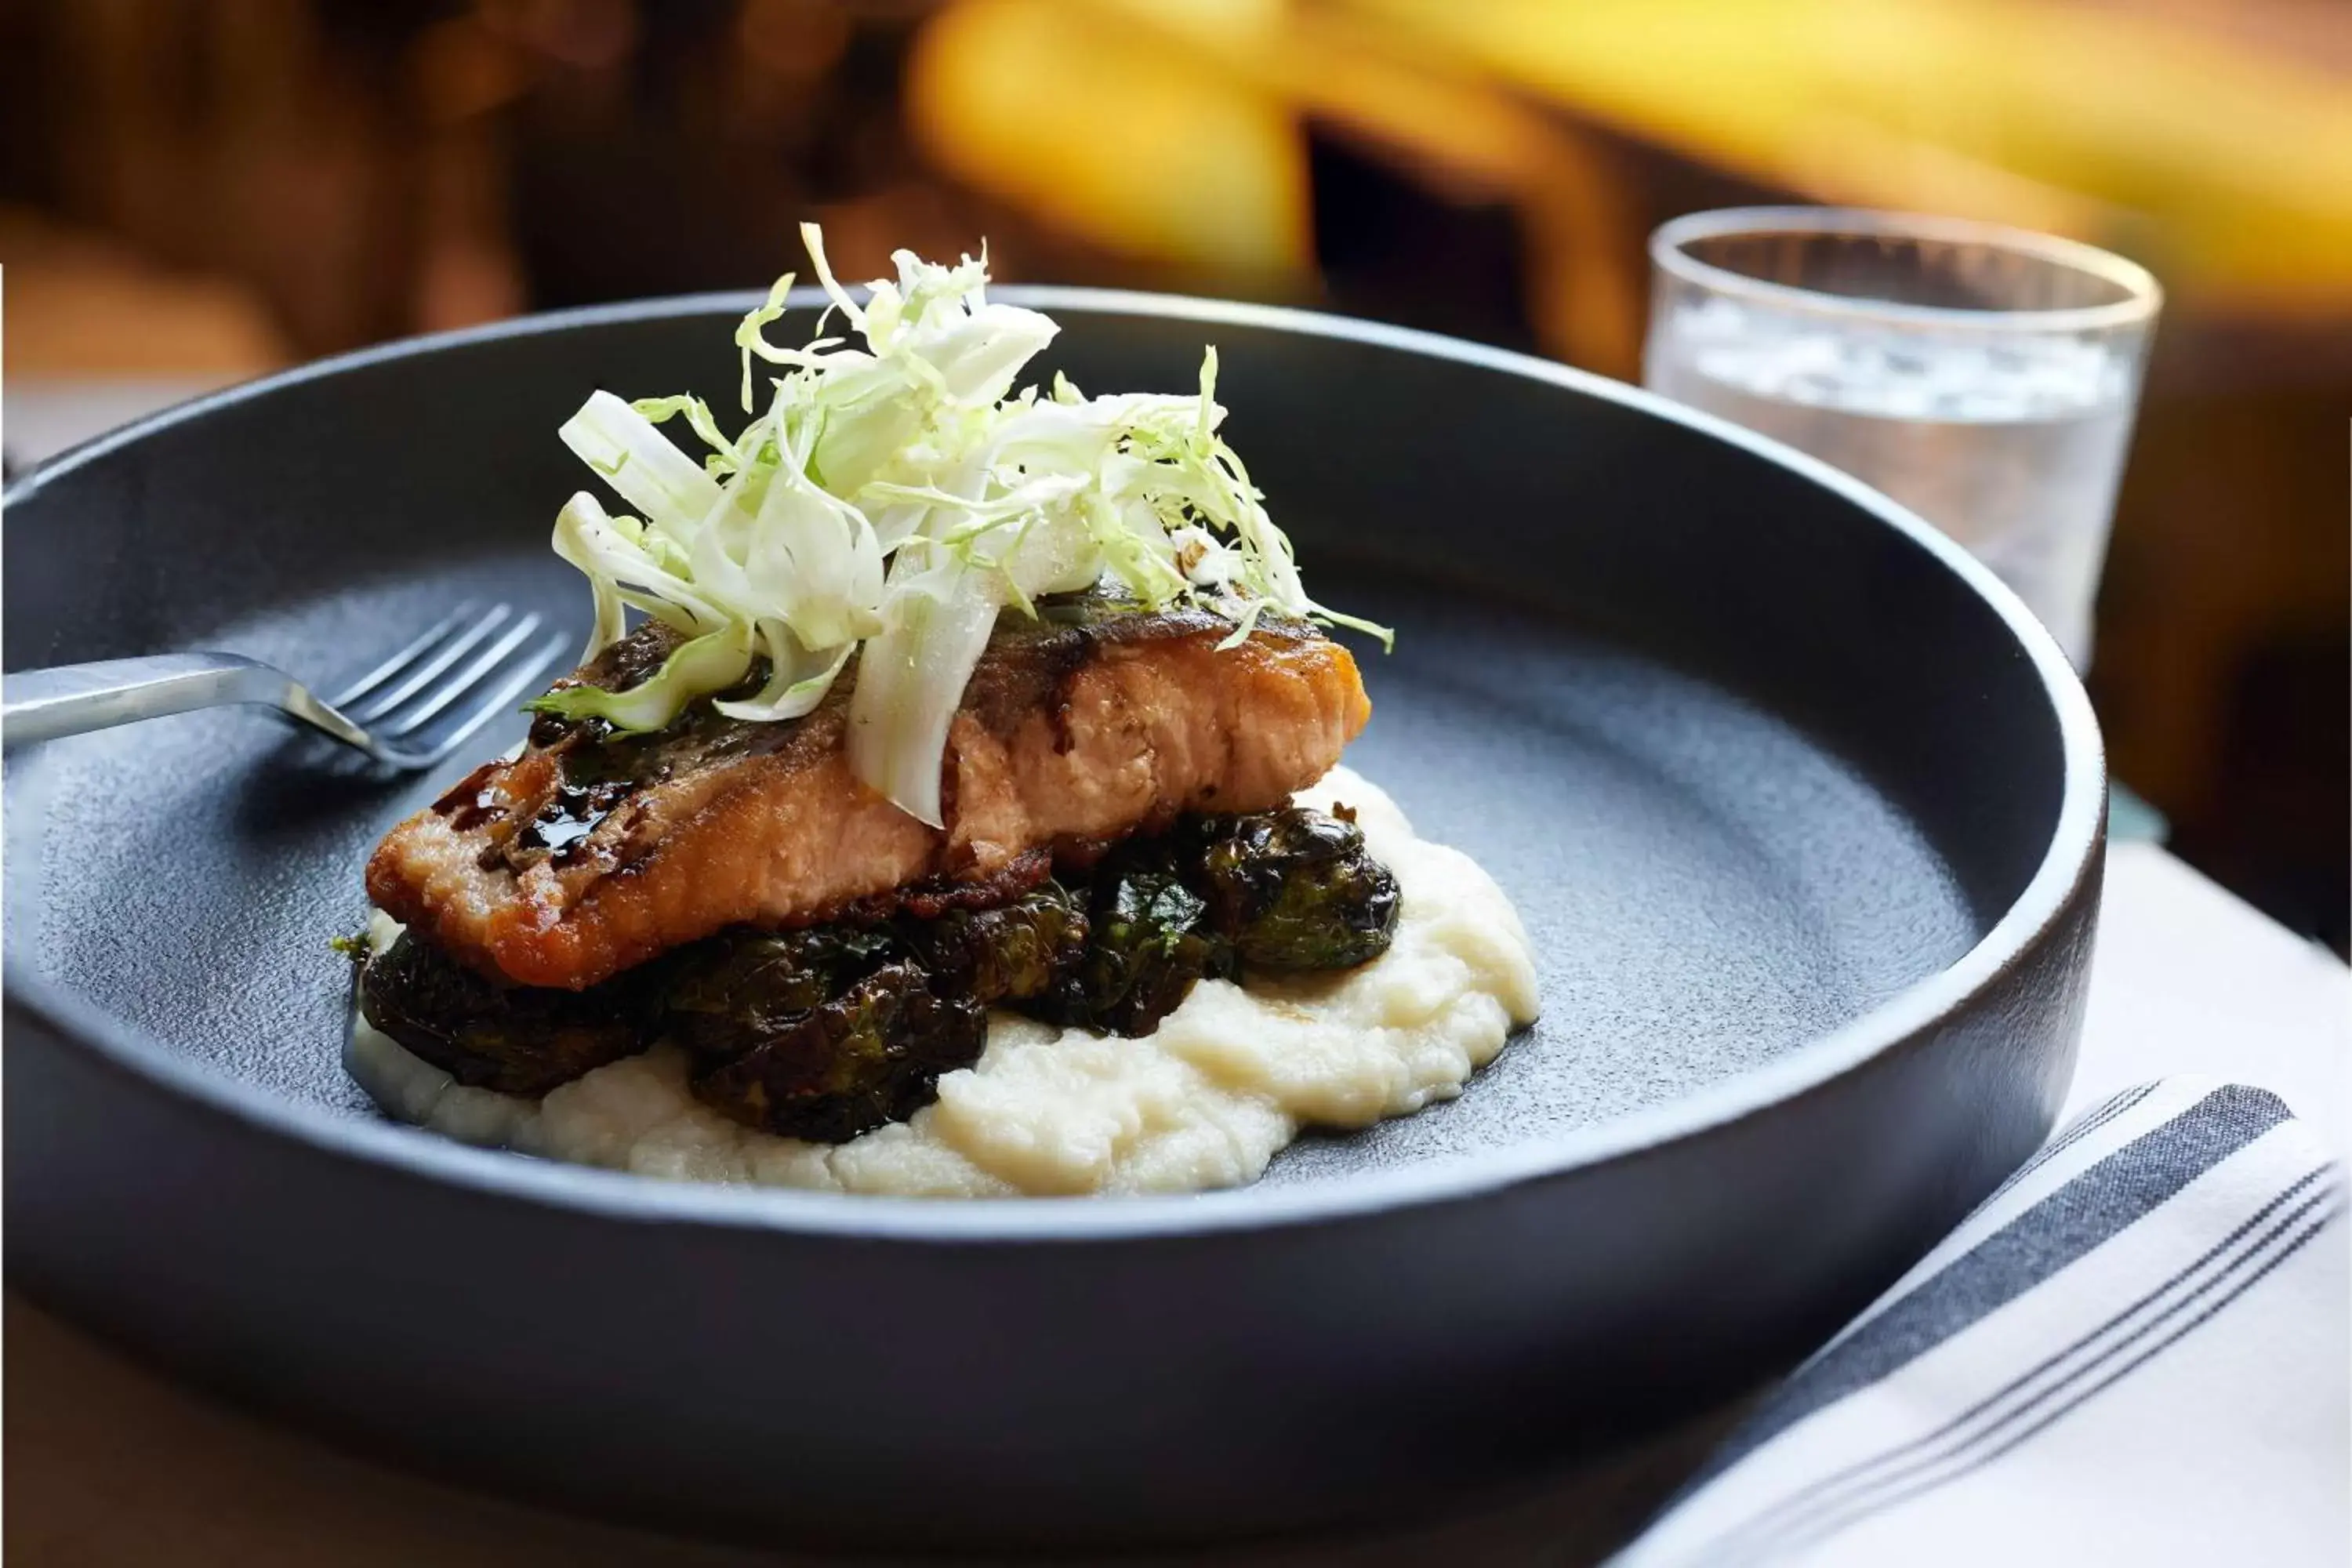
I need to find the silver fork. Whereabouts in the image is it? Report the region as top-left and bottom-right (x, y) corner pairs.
(0, 603), (569, 770)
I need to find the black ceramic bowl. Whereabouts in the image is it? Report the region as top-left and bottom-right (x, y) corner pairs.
(2, 292), (2102, 1552)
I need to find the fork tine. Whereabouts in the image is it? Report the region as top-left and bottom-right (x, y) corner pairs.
(384, 611), (546, 735)
(330, 603), (477, 708)
(409, 632), (570, 766)
(350, 604), (511, 722)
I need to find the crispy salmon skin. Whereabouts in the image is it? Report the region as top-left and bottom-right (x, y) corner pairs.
(366, 598), (1370, 990)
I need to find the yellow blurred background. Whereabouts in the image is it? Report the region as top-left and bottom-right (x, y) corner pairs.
(2, 0), (2344, 946)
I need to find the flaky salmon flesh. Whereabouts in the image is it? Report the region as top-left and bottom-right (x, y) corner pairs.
(367, 601), (1371, 991)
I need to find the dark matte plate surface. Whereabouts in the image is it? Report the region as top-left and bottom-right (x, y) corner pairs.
(10, 565), (1972, 1173)
(2, 292), (2103, 1551)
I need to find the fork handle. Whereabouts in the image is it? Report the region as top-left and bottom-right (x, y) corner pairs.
(1, 653), (366, 751)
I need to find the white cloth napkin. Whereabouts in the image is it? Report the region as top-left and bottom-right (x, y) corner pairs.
(1615, 1076), (2349, 1566)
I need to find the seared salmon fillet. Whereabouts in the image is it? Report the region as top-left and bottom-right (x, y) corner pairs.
(367, 600), (1370, 990)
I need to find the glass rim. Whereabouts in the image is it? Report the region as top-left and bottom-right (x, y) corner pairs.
(1650, 206), (2162, 335)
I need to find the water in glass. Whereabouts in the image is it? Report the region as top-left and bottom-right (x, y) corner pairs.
(1650, 292), (2139, 666)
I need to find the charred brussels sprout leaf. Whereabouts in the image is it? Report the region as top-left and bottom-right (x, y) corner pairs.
(1036, 865), (1232, 1037)
(658, 926), (983, 1142)
(659, 925), (900, 1051)
(897, 881), (1089, 1004)
(1007, 806), (1399, 1036)
(685, 961), (986, 1142)
(1192, 808), (1401, 971)
(358, 931), (654, 1097)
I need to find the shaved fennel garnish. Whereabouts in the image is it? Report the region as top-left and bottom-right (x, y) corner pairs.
(531, 223), (1388, 825)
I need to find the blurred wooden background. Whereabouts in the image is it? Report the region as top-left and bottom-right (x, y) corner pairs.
(2, 0), (2343, 949)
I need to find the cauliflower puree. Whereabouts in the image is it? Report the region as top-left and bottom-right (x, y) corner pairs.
(346, 768), (1538, 1196)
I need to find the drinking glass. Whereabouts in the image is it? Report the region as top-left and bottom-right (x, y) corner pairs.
(1643, 208), (2161, 668)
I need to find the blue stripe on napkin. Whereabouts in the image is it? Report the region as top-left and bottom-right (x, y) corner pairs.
(1711, 1164), (2340, 1560)
(1617, 1079), (2347, 1568)
(1686, 1084), (2291, 1488)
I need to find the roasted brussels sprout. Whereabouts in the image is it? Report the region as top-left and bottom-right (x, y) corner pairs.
(1036, 864), (1232, 1036)
(659, 924), (900, 1047)
(685, 961), (987, 1142)
(1190, 807), (1400, 971)
(896, 880), (1089, 1004)
(358, 931), (654, 1096)
(354, 802), (1403, 1130)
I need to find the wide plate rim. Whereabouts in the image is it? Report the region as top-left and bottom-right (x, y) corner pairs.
(1, 288), (2106, 1241)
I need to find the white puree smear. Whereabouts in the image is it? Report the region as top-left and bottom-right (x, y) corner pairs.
(347, 768), (1539, 1196)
